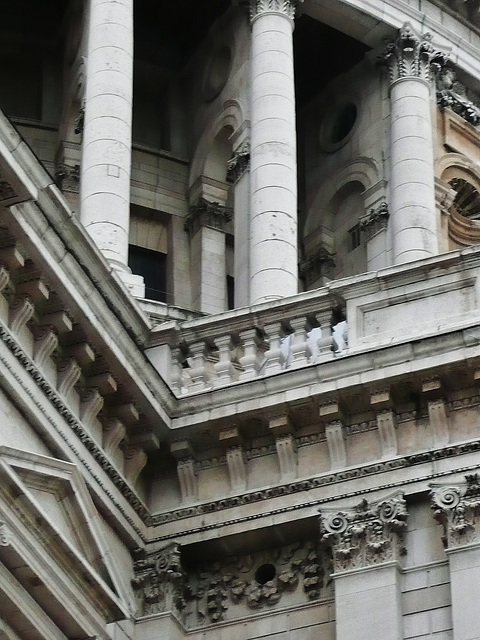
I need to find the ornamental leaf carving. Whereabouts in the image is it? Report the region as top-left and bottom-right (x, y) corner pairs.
(320, 496), (408, 572)
(431, 474), (480, 548)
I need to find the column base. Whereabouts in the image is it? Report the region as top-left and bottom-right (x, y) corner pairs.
(114, 269), (145, 298)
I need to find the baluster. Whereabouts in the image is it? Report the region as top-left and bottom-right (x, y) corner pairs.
(263, 321), (285, 375)
(213, 334), (236, 387)
(188, 340), (208, 392)
(238, 327), (262, 381)
(316, 310), (334, 359)
(170, 346), (185, 395)
(288, 315), (312, 368)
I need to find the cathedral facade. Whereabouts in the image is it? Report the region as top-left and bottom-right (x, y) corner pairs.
(1, 1), (480, 638)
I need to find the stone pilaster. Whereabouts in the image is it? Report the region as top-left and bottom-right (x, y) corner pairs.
(248, 0), (302, 304)
(228, 142), (251, 307)
(381, 23), (448, 265)
(431, 476), (480, 640)
(186, 198), (232, 314)
(320, 496), (407, 640)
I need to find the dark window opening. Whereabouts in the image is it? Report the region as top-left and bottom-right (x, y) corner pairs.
(227, 275), (235, 310)
(348, 224), (361, 251)
(128, 245), (167, 302)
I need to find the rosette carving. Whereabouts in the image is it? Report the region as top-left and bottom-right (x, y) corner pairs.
(320, 496), (408, 572)
(431, 475), (480, 548)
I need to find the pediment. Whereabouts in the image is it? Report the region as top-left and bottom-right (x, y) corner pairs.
(0, 447), (130, 639)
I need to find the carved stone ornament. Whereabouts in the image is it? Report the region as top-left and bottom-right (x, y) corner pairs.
(0, 171), (16, 203)
(226, 142), (250, 184)
(380, 22), (449, 84)
(437, 68), (480, 127)
(184, 198), (233, 236)
(0, 522), (10, 546)
(242, 0), (304, 22)
(55, 163), (80, 193)
(132, 543), (186, 616)
(299, 246), (335, 288)
(186, 540), (324, 624)
(431, 474), (480, 548)
(359, 202), (389, 240)
(320, 496), (408, 572)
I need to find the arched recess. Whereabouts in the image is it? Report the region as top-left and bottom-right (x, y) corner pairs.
(302, 158), (379, 286)
(436, 153), (480, 249)
(187, 100), (247, 312)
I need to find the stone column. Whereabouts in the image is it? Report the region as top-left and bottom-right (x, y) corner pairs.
(382, 23), (447, 265)
(431, 477), (480, 640)
(80, 0), (143, 294)
(248, 0), (302, 305)
(227, 142), (250, 308)
(185, 198), (232, 314)
(320, 496), (407, 640)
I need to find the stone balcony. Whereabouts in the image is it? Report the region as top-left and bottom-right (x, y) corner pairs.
(146, 245), (480, 401)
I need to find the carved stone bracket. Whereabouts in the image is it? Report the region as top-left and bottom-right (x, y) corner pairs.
(132, 544), (186, 616)
(360, 202), (389, 240)
(437, 68), (480, 127)
(431, 474), (480, 548)
(380, 22), (448, 84)
(226, 142), (250, 184)
(320, 496), (408, 572)
(184, 198), (233, 236)
(299, 246), (335, 288)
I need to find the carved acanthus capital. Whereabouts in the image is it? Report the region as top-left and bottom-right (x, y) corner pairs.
(132, 543), (186, 616)
(242, 0), (304, 22)
(226, 142), (250, 184)
(185, 198), (233, 236)
(360, 202), (389, 240)
(431, 475), (480, 548)
(437, 68), (480, 127)
(380, 23), (448, 84)
(320, 496), (408, 572)
(299, 246), (335, 288)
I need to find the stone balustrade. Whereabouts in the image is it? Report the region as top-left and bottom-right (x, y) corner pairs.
(147, 245), (480, 396)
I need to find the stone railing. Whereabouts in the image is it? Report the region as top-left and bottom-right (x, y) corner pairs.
(146, 247), (480, 396)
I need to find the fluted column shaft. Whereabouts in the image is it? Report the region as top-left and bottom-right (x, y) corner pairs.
(80, 0), (133, 273)
(249, 0), (301, 305)
(383, 23), (447, 265)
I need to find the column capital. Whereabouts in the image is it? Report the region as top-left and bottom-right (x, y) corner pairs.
(431, 474), (480, 549)
(241, 0), (303, 23)
(320, 496), (407, 572)
(380, 22), (448, 84)
(184, 198), (233, 236)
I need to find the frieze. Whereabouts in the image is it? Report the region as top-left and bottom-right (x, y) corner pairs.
(320, 496), (407, 572)
(380, 22), (448, 84)
(432, 474), (480, 548)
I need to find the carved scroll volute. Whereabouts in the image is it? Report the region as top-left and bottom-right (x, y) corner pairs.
(131, 544), (186, 616)
(320, 496), (408, 572)
(431, 475), (480, 548)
